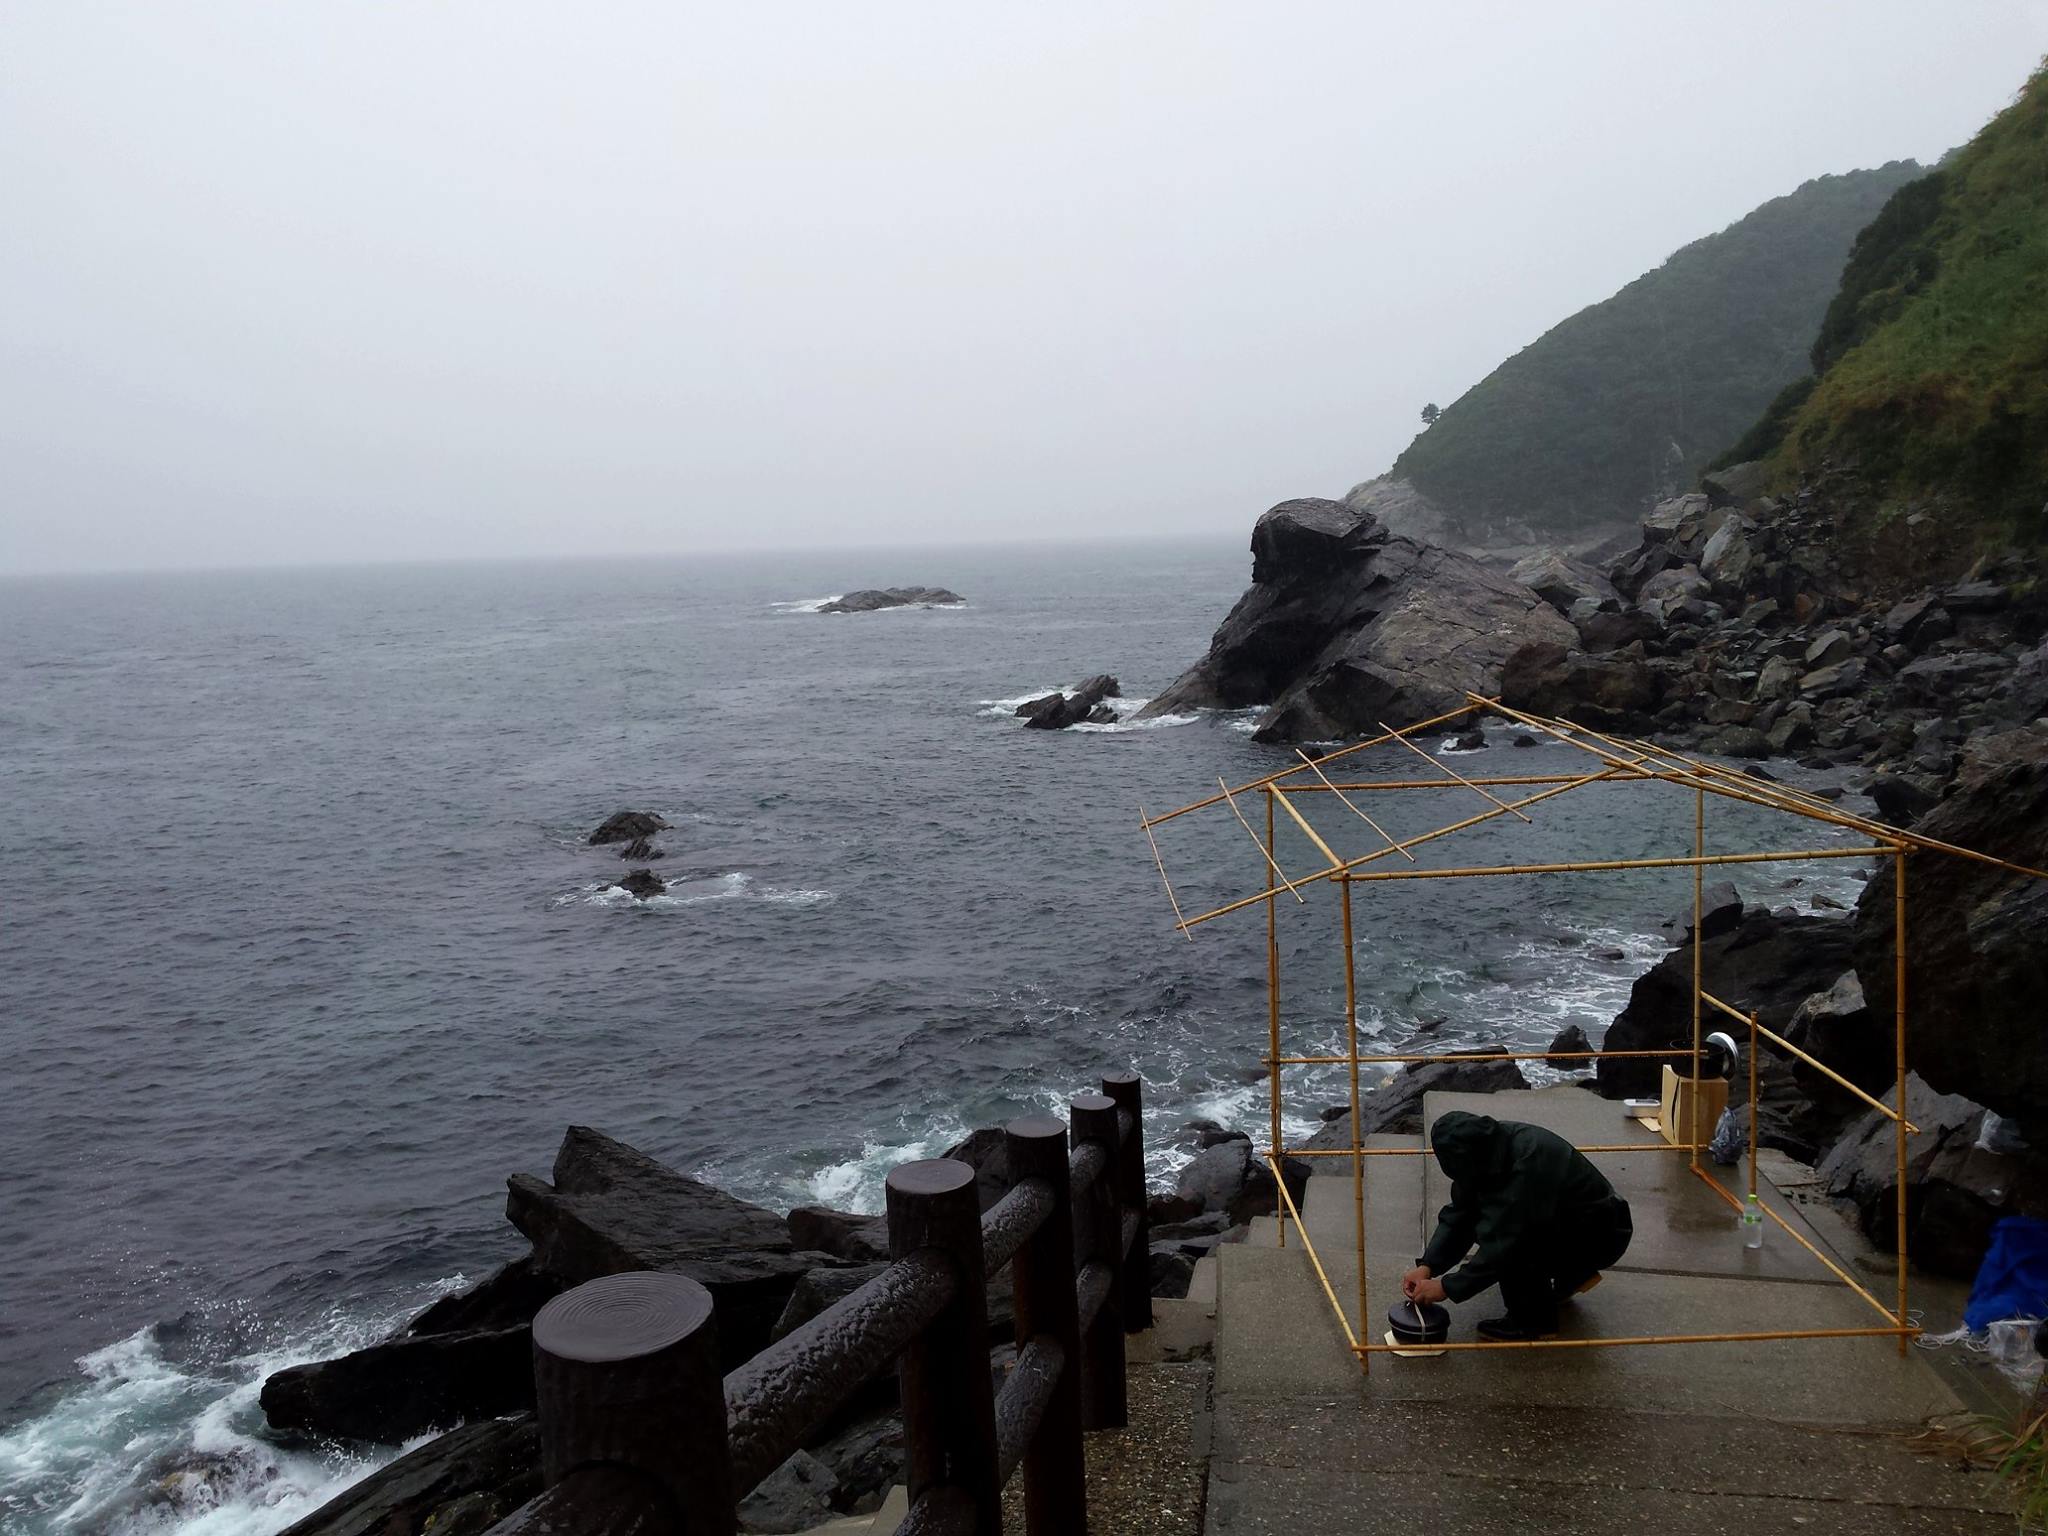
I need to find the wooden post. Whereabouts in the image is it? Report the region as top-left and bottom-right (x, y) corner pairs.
(531, 1271), (732, 1534)
(888, 1159), (1001, 1533)
(1003, 1115), (1088, 1536)
(1100, 1071), (1152, 1334)
(1070, 1092), (1127, 1429)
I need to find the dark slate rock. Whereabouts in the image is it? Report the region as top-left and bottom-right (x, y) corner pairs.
(613, 868), (666, 900)
(1138, 498), (1574, 741)
(588, 810), (671, 845)
(738, 1449), (838, 1533)
(1547, 1023), (1594, 1063)
(939, 1126), (1009, 1212)
(769, 1264), (890, 1344)
(1175, 1138), (1251, 1215)
(785, 1207), (890, 1263)
(1867, 773), (1942, 828)
(407, 1257), (562, 1337)
(818, 587), (963, 614)
(1852, 730), (2048, 1144)
(1305, 1050), (1530, 1148)
(273, 1417), (539, 1536)
(260, 1327), (533, 1444)
(1018, 674), (1121, 731)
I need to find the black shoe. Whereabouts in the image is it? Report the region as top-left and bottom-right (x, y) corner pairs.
(1477, 1315), (1558, 1342)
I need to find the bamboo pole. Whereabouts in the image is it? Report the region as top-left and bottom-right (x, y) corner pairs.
(1748, 1012), (1760, 1201)
(1139, 699), (1488, 829)
(1280, 774), (1607, 792)
(1219, 776), (1304, 902)
(1175, 768), (1631, 930)
(1357, 1326), (1917, 1354)
(1752, 1021), (1921, 1131)
(1692, 789), (1704, 1176)
(1896, 850), (1910, 1355)
(1291, 750), (1414, 859)
(1378, 719), (1532, 821)
(1287, 1143), (1696, 1157)
(1271, 785), (1343, 870)
(1341, 878), (1366, 1369)
(1267, 1152), (1358, 1351)
(1334, 845), (1890, 884)
(1266, 790), (1284, 1250)
(1688, 1164), (1904, 1326)
(1137, 802), (1193, 941)
(1270, 1048), (1691, 1065)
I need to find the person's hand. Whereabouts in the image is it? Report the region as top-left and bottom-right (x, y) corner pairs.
(1400, 1264), (1432, 1299)
(1409, 1275), (1447, 1305)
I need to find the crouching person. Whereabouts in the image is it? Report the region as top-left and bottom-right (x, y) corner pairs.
(1400, 1110), (1633, 1342)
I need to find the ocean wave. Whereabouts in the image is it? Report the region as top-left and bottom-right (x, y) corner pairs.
(557, 871), (835, 911)
(974, 689), (1206, 733)
(0, 1281), (466, 1536)
(768, 595), (841, 614)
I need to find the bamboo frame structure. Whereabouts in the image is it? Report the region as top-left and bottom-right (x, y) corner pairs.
(1139, 700), (2048, 1374)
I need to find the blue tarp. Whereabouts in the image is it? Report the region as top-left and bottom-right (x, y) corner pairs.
(1964, 1216), (2048, 1331)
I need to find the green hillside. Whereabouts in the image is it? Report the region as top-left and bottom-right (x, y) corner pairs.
(1739, 61), (2048, 545)
(1386, 161), (1925, 539)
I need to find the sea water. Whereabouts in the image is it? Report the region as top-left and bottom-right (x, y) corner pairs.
(0, 542), (1872, 1533)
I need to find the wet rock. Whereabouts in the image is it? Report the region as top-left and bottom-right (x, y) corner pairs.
(1175, 1138), (1252, 1214)
(1231, 1154), (1311, 1226)
(1699, 519), (1757, 589)
(1853, 729), (2048, 1144)
(769, 1264), (890, 1344)
(1818, 1075), (2048, 1278)
(806, 1408), (904, 1515)
(1139, 498), (1574, 742)
(588, 810), (671, 845)
(1866, 773), (1942, 828)
(1805, 630), (1853, 668)
(818, 587), (963, 614)
(613, 868), (667, 900)
(1447, 728), (1488, 751)
(1782, 971), (1885, 1114)
(1513, 732), (1539, 747)
(1304, 1050), (1530, 1147)
(1017, 674), (1120, 731)
(739, 1449), (838, 1533)
(617, 834), (663, 860)
(274, 1417), (540, 1536)
(939, 1126), (1010, 1212)
(786, 1207), (890, 1263)
(1147, 1192), (1202, 1225)
(1575, 608), (1659, 655)
(1148, 1247), (1196, 1298)
(260, 1326), (534, 1444)
(407, 1257), (562, 1337)
(1500, 642), (1659, 729)
(1196, 1127), (1251, 1149)
(1547, 1023), (1594, 1064)
(506, 1127), (824, 1370)
(1508, 551), (1619, 615)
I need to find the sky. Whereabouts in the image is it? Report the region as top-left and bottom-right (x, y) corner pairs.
(3, 5), (2046, 574)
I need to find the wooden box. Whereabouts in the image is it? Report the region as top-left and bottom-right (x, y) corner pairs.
(1659, 1064), (1730, 1149)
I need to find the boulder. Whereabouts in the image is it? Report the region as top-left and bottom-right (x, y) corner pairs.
(1804, 630), (1853, 669)
(1304, 1050), (1531, 1148)
(618, 834), (663, 861)
(1818, 1075), (2048, 1278)
(939, 1126), (1010, 1212)
(1782, 971), (1886, 1114)
(1231, 1154), (1311, 1226)
(1148, 1248), (1197, 1299)
(769, 1264), (890, 1344)
(1500, 643), (1659, 730)
(1897, 651), (2009, 703)
(259, 1326), (534, 1444)
(1508, 551), (1619, 615)
(1637, 566), (1709, 614)
(1446, 728), (1487, 752)
(1138, 499), (1575, 742)
(1175, 1138), (1252, 1215)
(1547, 1023), (1594, 1064)
(407, 1257), (562, 1337)
(1698, 519), (1757, 590)
(1866, 773), (1941, 828)
(1754, 655), (1800, 702)
(1597, 908), (1855, 1117)
(786, 1207), (890, 1263)
(1852, 729), (2048, 1144)
(506, 1127), (826, 1370)
(806, 1408), (905, 1514)
(588, 810), (671, 845)
(1017, 675), (1120, 731)
(273, 1417), (540, 1536)
(613, 868), (666, 901)
(1701, 461), (1770, 506)
(1575, 607), (1659, 655)
(818, 587), (963, 614)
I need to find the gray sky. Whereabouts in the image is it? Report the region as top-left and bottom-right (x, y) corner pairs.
(4, 4), (2045, 574)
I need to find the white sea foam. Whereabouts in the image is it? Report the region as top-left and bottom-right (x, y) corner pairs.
(0, 1283), (465, 1536)
(976, 689), (1203, 732)
(799, 1114), (975, 1215)
(560, 871), (834, 911)
(768, 595), (841, 614)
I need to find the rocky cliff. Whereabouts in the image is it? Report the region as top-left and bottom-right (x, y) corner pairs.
(1140, 498), (1574, 742)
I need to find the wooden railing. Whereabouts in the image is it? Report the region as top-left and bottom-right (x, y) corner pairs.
(484, 1072), (1151, 1536)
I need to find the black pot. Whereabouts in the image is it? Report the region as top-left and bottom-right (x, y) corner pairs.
(1387, 1300), (1450, 1345)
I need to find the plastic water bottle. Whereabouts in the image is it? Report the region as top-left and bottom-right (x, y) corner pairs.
(1741, 1193), (1765, 1250)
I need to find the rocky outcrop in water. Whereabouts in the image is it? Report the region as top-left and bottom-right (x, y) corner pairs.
(1305, 1050), (1532, 1147)
(1016, 675), (1120, 730)
(818, 587), (963, 614)
(273, 1417), (539, 1536)
(259, 1326), (534, 1444)
(1139, 498), (1575, 741)
(588, 810), (671, 845)
(613, 868), (667, 900)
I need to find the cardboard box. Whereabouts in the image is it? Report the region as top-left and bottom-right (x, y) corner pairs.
(1659, 1064), (1730, 1148)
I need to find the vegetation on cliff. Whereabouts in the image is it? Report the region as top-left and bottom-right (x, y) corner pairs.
(1733, 61), (2048, 545)
(1384, 162), (1924, 540)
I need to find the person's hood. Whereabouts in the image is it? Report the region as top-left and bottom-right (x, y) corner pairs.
(1430, 1110), (1508, 1182)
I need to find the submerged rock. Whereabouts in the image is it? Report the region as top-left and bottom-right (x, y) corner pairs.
(1138, 499), (1575, 742)
(818, 587), (963, 614)
(588, 810), (671, 845)
(614, 868), (667, 900)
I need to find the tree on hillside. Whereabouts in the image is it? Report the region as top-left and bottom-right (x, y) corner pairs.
(1420, 403), (1441, 426)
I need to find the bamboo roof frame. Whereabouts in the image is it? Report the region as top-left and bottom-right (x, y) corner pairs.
(1139, 697), (2048, 1374)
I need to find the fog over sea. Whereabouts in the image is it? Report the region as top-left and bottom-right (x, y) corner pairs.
(0, 542), (1870, 1533)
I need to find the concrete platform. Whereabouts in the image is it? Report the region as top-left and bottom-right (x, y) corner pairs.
(1205, 1085), (2001, 1531)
